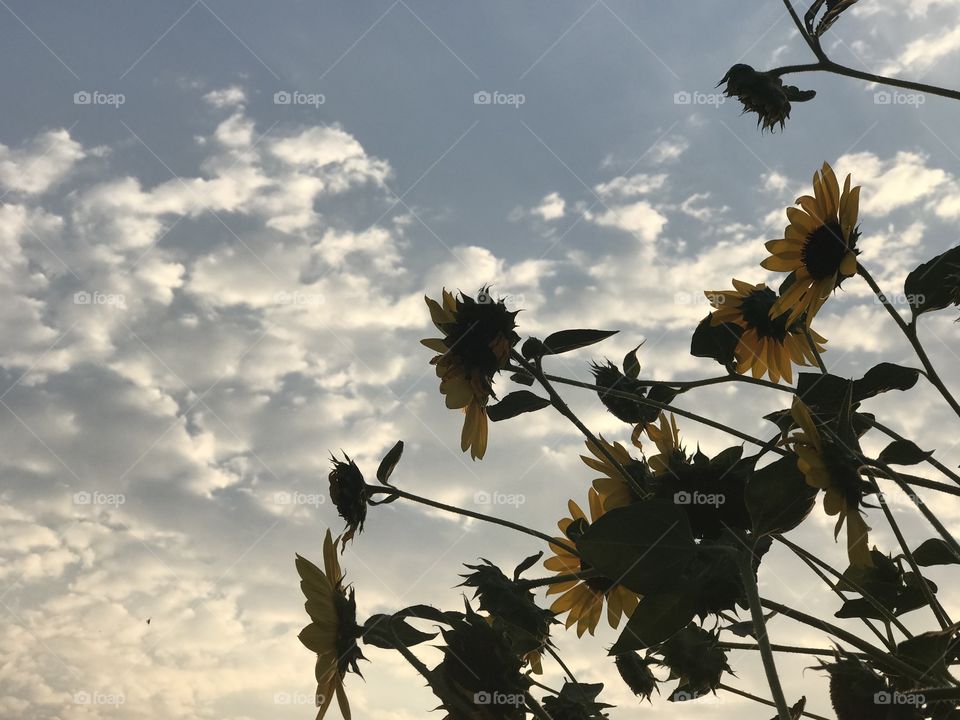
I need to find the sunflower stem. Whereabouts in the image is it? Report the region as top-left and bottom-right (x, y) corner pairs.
(718, 683), (831, 720)
(718, 640), (866, 658)
(738, 549), (792, 720)
(368, 485), (579, 557)
(532, 369), (789, 454)
(545, 645), (579, 685)
(775, 534), (910, 645)
(804, 328), (828, 374)
(858, 263), (960, 420)
(518, 570), (598, 590)
(863, 468), (953, 630)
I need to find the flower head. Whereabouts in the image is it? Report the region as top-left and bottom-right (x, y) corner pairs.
(328, 454), (368, 548)
(295, 530), (364, 719)
(718, 64), (816, 132)
(580, 436), (652, 512)
(422, 288), (520, 460)
(785, 398), (873, 567)
(762, 163), (861, 325)
(706, 280), (826, 384)
(543, 488), (640, 637)
(644, 413), (686, 476)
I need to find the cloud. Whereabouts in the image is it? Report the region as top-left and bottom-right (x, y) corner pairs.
(0, 130), (85, 195)
(203, 86), (248, 108)
(532, 191), (565, 220)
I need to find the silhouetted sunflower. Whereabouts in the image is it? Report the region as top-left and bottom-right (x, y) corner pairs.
(645, 413), (686, 476)
(718, 64), (816, 132)
(422, 288), (520, 460)
(543, 489), (640, 637)
(328, 454), (368, 548)
(295, 530), (364, 720)
(762, 162), (861, 325)
(580, 436), (651, 511)
(706, 280), (826, 384)
(785, 398), (873, 567)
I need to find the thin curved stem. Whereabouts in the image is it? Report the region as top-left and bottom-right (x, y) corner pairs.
(534, 370), (788, 453)
(718, 640), (865, 658)
(719, 683), (830, 720)
(858, 263), (960, 419)
(369, 485), (578, 557)
(545, 645), (578, 685)
(739, 550), (791, 720)
(519, 571), (596, 590)
(867, 418), (960, 487)
(780, 0), (827, 60)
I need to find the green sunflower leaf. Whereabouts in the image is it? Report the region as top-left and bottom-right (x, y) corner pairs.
(486, 391), (552, 421)
(904, 244), (960, 317)
(362, 613), (438, 649)
(690, 314), (741, 368)
(577, 500), (696, 595)
(913, 538), (960, 567)
(878, 439), (933, 466)
(376, 440), (404, 485)
(746, 455), (818, 536)
(609, 593), (697, 653)
(541, 328), (619, 355)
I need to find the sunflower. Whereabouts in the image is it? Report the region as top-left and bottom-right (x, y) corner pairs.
(784, 398), (873, 567)
(644, 413), (685, 476)
(296, 529), (364, 719)
(580, 436), (651, 511)
(422, 289), (520, 460)
(706, 279), (827, 384)
(762, 162), (861, 325)
(328, 454), (368, 549)
(543, 488), (640, 637)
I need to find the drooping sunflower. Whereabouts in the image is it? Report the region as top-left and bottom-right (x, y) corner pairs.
(543, 488), (640, 637)
(580, 436), (651, 511)
(644, 413), (686, 476)
(762, 162), (861, 325)
(328, 454), (368, 549)
(422, 289), (520, 460)
(706, 279), (827, 384)
(784, 398), (873, 567)
(296, 529), (364, 719)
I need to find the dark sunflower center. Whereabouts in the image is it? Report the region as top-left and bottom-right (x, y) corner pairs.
(738, 288), (789, 342)
(443, 295), (519, 380)
(802, 221), (848, 281)
(333, 590), (364, 676)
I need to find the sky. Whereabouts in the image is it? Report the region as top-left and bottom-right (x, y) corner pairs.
(2, 1), (960, 718)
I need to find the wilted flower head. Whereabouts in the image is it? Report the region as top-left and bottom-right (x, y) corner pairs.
(718, 64), (815, 132)
(614, 652), (658, 702)
(656, 625), (731, 697)
(328, 453), (368, 548)
(422, 288), (521, 460)
(541, 682), (613, 720)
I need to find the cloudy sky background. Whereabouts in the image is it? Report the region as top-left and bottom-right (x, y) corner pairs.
(3, 1), (960, 718)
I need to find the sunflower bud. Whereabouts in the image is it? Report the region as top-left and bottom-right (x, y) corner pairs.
(718, 64), (815, 132)
(614, 652), (657, 702)
(656, 626), (730, 695)
(328, 454), (368, 547)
